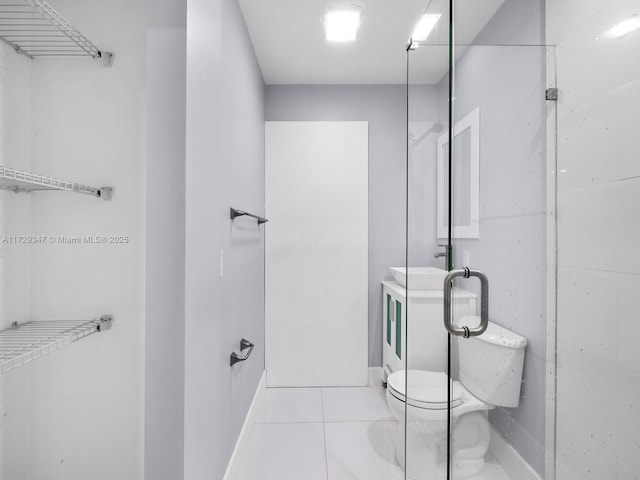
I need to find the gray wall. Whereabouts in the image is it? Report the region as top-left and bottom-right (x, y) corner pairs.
(406, 84), (448, 269)
(267, 85), (441, 367)
(218, 0), (266, 470)
(444, 0), (547, 474)
(145, 1), (187, 479)
(147, 0), (265, 478)
(184, 0), (265, 478)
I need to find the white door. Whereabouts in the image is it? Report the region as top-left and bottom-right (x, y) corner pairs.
(265, 121), (368, 387)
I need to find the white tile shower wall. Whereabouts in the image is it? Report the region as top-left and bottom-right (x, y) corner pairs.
(617, 274), (640, 375)
(545, 0), (615, 46)
(618, 82), (640, 180)
(550, 0), (640, 478)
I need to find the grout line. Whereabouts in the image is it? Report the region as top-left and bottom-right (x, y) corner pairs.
(323, 419), (396, 424)
(320, 389), (329, 480)
(255, 418), (395, 425)
(255, 420), (326, 425)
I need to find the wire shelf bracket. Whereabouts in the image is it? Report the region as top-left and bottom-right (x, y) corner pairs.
(0, 315), (113, 375)
(0, 165), (113, 200)
(0, 0), (113, 66)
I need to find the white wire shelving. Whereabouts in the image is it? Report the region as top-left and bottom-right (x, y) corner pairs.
(0, 315), (113, 375)
(0, 165), (113, 200)
(0, 0), (113, 66)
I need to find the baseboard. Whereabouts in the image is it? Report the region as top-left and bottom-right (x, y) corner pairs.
(223, 371), (266, 480)
(489, 426), (542, 480)
(368, 366), (384, 387)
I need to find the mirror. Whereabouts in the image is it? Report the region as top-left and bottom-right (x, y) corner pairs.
(436, 107), (480, 239)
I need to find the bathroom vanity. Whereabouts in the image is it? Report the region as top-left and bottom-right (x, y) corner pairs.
(382, 280), (477, 383)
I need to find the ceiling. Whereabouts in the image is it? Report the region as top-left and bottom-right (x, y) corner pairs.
(238, 0), (507, 85)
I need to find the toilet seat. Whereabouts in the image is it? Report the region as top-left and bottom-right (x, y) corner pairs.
(387, 369), (492, 417)
(387, 370), (463, 410)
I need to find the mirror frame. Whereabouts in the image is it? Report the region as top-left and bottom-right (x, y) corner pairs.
(436, 107), (480, 239)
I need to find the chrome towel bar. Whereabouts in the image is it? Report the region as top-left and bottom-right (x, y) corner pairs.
(230, 338), (254, 366)
(230, 207), (268, 225)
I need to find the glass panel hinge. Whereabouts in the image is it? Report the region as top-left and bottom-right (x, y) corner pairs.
(546, 88), (559, 101)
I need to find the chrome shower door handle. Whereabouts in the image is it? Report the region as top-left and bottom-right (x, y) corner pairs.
(443, 268), (489, 338)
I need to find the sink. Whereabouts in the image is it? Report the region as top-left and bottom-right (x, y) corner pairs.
(390, 267), (448, 290)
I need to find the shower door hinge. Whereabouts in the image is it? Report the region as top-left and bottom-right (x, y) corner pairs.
(546, 88), (559, 101)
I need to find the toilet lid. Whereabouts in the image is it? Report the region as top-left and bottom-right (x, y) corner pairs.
(387, 370), (462, 409)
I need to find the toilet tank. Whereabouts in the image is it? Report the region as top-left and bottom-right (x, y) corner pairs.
(457, 317), (527, 408)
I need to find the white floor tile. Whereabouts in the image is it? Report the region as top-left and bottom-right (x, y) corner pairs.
(236, 423), (327, 480)
(258, 387), (323, 423)
(322, 386), (393, 423)
(474, 462), (513, 480)
(238, 386), (520, 480)
(324, 421), (404, 480)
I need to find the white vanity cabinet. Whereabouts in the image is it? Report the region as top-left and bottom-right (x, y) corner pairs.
(382, 280), (477, 382)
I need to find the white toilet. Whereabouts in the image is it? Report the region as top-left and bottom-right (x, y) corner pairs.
(385, 318), (527, 480)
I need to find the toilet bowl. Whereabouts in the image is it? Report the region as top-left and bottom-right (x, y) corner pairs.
(385, 319), (527, 480)
(386, 370), (492, 480)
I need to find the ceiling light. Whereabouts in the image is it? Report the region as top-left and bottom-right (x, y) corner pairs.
(605, 14), (640, 38)
(324, 1), (364, 42)
(411, 14), (441, 42)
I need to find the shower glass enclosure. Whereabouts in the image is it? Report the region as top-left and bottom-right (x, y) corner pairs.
(444, 1), (551, 479)
(405, 0), (551, 475)
(405, 0), (639, 479)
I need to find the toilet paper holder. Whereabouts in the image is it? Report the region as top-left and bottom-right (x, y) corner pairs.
(230, 338), (254, 366)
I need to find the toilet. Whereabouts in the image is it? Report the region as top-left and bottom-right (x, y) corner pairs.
(385, 317), (527, 480)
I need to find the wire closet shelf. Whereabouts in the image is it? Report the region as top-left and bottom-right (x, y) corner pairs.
(0, 315), (113, 375)
(0, 165), (113, 200)
(0, 0), (112, 65)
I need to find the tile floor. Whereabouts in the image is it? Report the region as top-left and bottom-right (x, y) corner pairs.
(235, 383), (513, 480)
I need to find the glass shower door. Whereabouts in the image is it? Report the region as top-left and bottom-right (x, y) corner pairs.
(403, 1), (451, 477)
(405, 1), (552, 479)
(445, 37), (551, 480)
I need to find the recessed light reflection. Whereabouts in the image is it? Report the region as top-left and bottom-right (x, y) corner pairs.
(323, 1), (365, 42)
(411, 14), (441, 42)
(325, 10), (361, 41)
(605, 14), (640, 39)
